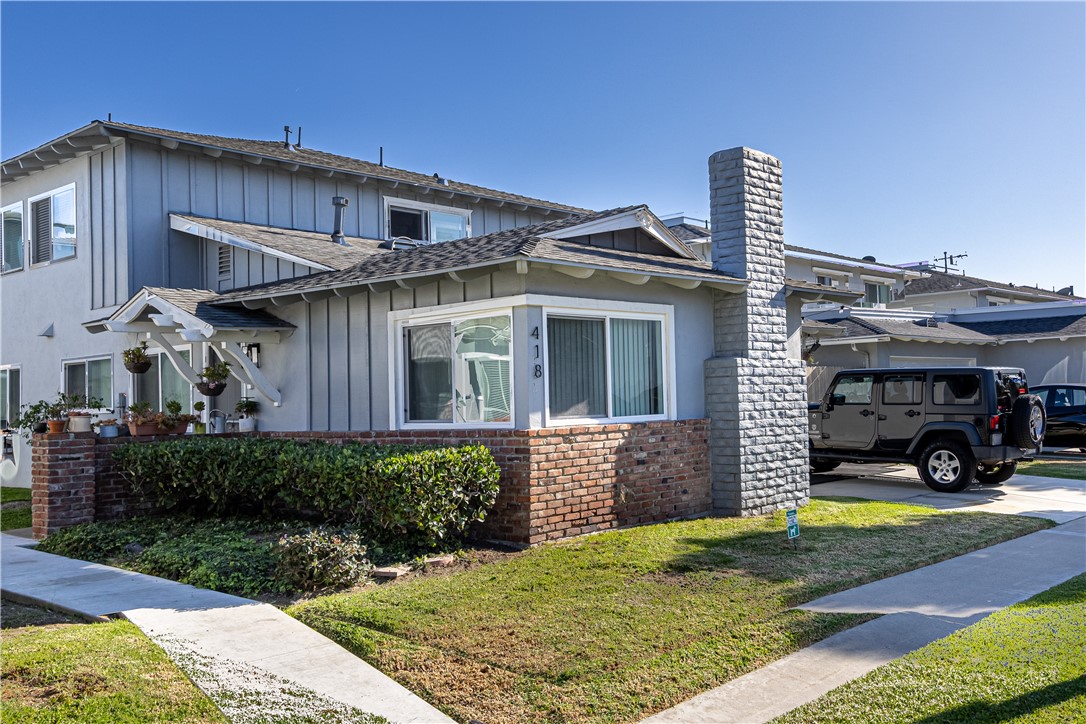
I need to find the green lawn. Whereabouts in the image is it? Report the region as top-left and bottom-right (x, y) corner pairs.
(1, 601), (225, 723)
(289, 498), (1049, 723)
(775, 573), (1086, 723)
(1, 486), (32, 531)
(1018, 459), (1086, 481)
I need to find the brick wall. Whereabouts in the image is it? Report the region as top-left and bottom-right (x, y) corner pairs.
(30, 419), (710, 546)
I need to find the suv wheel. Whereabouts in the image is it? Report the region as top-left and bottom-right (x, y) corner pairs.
(976, 460), (1018, 485)
(1010, 395), (1046, 450)
(918, 440), (976, 493)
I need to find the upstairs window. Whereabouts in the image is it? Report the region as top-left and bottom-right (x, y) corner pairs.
(385, 199), (470, 244)
(2, 203), (23, 273)
(30, 185), (76, 265)
(862, 282), (891, 307)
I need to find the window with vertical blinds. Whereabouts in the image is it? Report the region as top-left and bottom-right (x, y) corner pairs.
(547, 313), (667, 422)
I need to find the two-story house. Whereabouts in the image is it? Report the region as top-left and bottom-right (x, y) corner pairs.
(2, 122), (811, 545)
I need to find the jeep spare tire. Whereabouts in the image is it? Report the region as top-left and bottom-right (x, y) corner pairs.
(1010, 394), (1046, 450)
(918, 440), (976, 493)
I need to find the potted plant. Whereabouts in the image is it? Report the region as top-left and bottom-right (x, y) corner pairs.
(162, 399), (199, 434)
(126, 401), (158, 436)
(196, 360), (231, 396)
(64, 394), (104, 433)
(192, 401), (207, 434)
(95, 418), (120, 438)
(11, 400), (55, 440)
(235, 397), (259, 432)
(123, 341), (152, 374)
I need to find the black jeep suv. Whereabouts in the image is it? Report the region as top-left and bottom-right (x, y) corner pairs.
(809, 367), (1046, 492)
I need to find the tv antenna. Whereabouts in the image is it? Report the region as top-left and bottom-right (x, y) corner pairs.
(933, 251), (967, 274)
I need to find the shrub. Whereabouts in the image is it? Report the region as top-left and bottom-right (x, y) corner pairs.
(113, 438), (501, 549)
(276, 527), (372, 591)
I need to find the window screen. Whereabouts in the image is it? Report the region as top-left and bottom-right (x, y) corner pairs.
(406, 324), (453, 421)
(389, 207), (424, 240)
(2, 207), (22, 272)
(611, 318), (662, 417)
(547, 317), (606, 418)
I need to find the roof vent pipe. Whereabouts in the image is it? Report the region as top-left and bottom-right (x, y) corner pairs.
(331, 196), (350, 245)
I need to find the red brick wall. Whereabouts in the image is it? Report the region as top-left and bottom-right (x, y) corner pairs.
(30, 432), (98, 539)
(31, 420), (710, 545)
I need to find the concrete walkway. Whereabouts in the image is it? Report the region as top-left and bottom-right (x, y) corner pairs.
(646, 470), (1086, 723)
(0, 533), (452, 723)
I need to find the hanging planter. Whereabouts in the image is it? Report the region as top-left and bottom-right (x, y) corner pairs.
(196, 380), (227, 397)
(196, 361), (231, 397)
(123, 341), (152, 374)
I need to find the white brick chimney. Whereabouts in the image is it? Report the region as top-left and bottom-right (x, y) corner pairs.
(704, 147), (809, 516)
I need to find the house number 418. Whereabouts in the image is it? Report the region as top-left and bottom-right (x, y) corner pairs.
(531, 326), (542, 378)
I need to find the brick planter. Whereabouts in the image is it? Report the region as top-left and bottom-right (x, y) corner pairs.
(30, 419), (710, 545)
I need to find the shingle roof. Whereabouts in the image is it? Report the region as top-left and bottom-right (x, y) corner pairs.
(815, 315), (995, 343)
(668, 223), (712, 241)
(105, 121), (589, 214)
(213, 206), (741, 303)
(172, 214), (383, 271)
(954, 312), (1086, 340)
(786, 278), (864, 298)
(898, 271), (1081, 301)
(143, 287), (294, 329)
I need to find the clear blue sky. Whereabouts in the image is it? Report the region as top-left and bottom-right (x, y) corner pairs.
(3, 2), (1083, 292)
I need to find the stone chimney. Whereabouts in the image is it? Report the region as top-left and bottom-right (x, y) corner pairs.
(704, 147), (809, 516)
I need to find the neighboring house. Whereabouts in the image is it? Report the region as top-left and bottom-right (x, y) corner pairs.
(803, 301), (1086, 399)
(890, 269), (1080, 312)
(2, 124), (809, 545)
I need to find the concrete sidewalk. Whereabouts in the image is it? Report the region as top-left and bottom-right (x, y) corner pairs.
(647, 471), (1086, 723)
(0, 533), (452, 723)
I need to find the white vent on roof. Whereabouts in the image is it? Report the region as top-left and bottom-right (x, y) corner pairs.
(217, 244), (232, 279)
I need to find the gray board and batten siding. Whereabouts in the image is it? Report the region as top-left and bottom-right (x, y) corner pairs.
(252, 267), (716, 434)
(123, 139), (569, 293)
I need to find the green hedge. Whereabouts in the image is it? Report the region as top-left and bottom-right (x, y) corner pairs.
(112, 438), (500, 547)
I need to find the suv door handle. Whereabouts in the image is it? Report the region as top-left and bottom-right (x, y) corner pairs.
(860, 409), (874, 417)
(905, 409), (921, 417)
(878, 414), (887, 421)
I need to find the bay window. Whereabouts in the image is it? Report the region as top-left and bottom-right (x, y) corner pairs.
(403, 314), (512, 425)
(546, 313), (666, 422)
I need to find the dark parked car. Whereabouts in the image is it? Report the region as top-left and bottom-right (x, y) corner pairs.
(1032, 384), (1086, 449)
(809, 367), (1045, 492)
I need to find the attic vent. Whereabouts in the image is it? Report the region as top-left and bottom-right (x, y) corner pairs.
(923, 318), (938, 328)
(217, 244), (232, 278)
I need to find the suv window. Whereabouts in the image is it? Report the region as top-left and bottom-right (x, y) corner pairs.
(883, 374), (923, 405)
(933, 374), (981, 405)
(829, 374), (873, 405)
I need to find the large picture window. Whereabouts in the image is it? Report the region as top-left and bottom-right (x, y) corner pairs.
(2, 203), (23, 273)
(403, 314), (511, 425)
(64, 358), (112, 406)
(135, 351), (193, 413)
(546, 313), (666, 422)
(30, 185), (77, 265)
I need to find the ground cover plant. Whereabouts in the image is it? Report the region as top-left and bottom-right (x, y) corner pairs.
(775, 573), (1086, 723)
(288, 498), (1049, 723)
(0, 600), (225, 723)
(1017, 458), (1086, 481)
(1, 486), (32, 531)
(37, 517), (373, 598)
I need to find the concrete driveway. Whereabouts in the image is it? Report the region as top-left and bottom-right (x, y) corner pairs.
(811, 462), (1086, 524)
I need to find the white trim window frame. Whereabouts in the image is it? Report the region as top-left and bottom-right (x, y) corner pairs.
(1, 201), (24, 274)
(0, 365), (21, 429)
(542, 304), (676, 426)
(392, 304), (514, 430)
(62, 356), (113, 408)
(383, 196), (472, 244)
(134, 347), (194, 413)
(28, 183), (77, 267)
